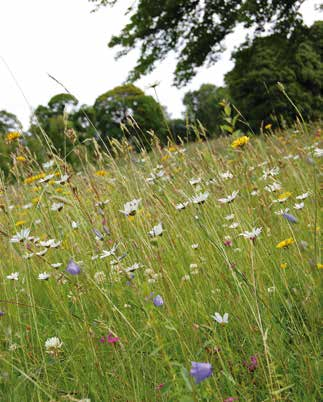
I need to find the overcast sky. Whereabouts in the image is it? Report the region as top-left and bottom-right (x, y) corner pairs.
(0, 0), (320, 129)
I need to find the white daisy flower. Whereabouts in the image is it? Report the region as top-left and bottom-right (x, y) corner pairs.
(119, 199), (141, 216)
(225, 214), (235, 220)
(294, 202), (304, 210)
(10, 229), (31, 243)
(42, 160), (55, 170)
(264, 182), (281, 192)
(189, 177), (201, 185)
(219, 171), (233, 180)
(239, 227), (262, 240)
(38, 272), (50, 280)
(175, 201), (190, 210)
(191, 191), (209, 204)
(124, 263), (142, 273)
(7, 272), (19, 281)
(149, 223), (163, 237)
(71, 221), (79, 229)
(51, 202), (64, 212)
(218, 190), (239, 204)
(100, 243), (119, 259)
(212, 312), (229, 324)
(296, 192), (309, 200)
(55, 175), (70, 185)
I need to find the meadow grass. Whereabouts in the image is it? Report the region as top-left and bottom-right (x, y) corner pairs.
(0, 123), (321, 401)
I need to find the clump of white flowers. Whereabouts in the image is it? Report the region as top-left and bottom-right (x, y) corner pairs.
(45, 337), (63, 356)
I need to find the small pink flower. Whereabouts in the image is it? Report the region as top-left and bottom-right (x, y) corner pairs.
(155, 383), (164, 390)
(107, 333), (120, 343)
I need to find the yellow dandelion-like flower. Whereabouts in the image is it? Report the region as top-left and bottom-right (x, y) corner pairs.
(276, 238), (294, 249)
(128, 215), (135, 222)
(265, 123), (272, 130)
(95, 170), (107, 177)
(32, 186), (41, 192)
(316, 263), (323, 269)
(24, 173), (46, 184)
(32, 197), (40, 204)
(278, 192), (292, 201)
(168, 146), (177, 153)
(16, 156), (26, 162)
(280, 262), (288, 269)
(6, 131), (21, 142)
(231, 136), (250, 149)
(55, 188), (64, 193)
(161, 154), (170, 162)
(15, 220), (27, 227)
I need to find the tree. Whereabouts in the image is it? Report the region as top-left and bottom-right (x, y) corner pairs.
(0, 110), (22, 134)
(225, 21), (323, 130)
(89, 0), (305, 86)
(94, 84), (167, 149)
(183, 84), (229, 135)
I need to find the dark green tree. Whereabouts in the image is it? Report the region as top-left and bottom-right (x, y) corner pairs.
(0, 110), (22, 134)
(89, 0), (306, 86)
(225, 21), (323, 130)
(183, 84), (229, 135)
(94, 84), (167, 149)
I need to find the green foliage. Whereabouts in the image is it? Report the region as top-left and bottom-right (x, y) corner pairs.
(225, 21), (323, 130)
(0, 110), (22, 134)
(183, 84), (230, 136)
(89, 0), (305, 86)
(94, 84), (167, 149)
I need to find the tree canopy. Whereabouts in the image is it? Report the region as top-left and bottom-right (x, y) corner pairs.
(225, 21), (323, 129)
(89, 0), (305, 86)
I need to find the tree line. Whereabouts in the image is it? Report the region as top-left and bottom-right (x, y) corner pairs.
(0, 20), (322, 177)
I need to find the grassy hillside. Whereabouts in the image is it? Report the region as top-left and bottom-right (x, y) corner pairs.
(0, 124), (321, 401)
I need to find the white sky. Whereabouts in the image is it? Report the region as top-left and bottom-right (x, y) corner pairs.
(0, 0), (320, 129)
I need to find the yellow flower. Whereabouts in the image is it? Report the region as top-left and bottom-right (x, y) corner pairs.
(32, 186), (41, 192)
(128, 215), (135, 222)
(280, 263), (288, 269)
(278, 192), (292, 201)
(317, 263), (323, 269)
(265, 124), (272, 130)
(161, 154), (170, 162)
(15, 220), (27, 227)
(32, 197), (40, 204)
(95, 170), (107, 177)
(276, 238), (294, 249)
(168, 146), (177, 153)
(231, 136), (250, 149)
(6, 131), (21, 142)
(16, 156), (26, 162)
(24, 173), (45, 184)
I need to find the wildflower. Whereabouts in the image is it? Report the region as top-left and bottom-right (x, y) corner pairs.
(250, 189), (260, 196)
(153, 295), (164, 307)
(66, 259), (81, 275)
(262, 167), (279, 180)
(95, 170), (107, 176)
(219, 171), (233, 180)
(71, 221), (79, 229)
(15, 220), (27, 227)
(38, 174), (55, 183)
(218, 190), (239, 204)
(225, 214), (234, 220)
(191, 191), (209, 204)
(124, 263), (141, 273)
(265, 123), (272, 130)
(100, 243), (118, 259)
(280, 263), (287, 269)
(317, 263), (323, 269)
(276, 238), (294, 249)
(282, 213), (298, 224)
(212, 312), (229, 324)
(119, 199), (141, 216)
(239, 227), (262, 241)
(55, 174), (69, 185)
(16, 156), (26, 162)
(190, 362), (213, 384)
(6, 131), (21, 142)
(189, 177), (201, 185)
(149, 223), (163, 237)
(51, 202), (64, 212)
(243, 355), (258, 372)
(313, 147), (323, 157)
(10, 228), (31, 243)
(6, 272), (19, 281)
(277, 192), (292, 202)
(93, 228), (104, 241)
(228, 222), (239, 229)
(0, 311), (5, 317)
(175, 201), (190, 210)
(265, 182), (281, 192)
(42, 160), (54, 170)
(231, 136), (249, 149)
(38, 272), (50, 280)
(294, 202), (304, 210)
(45, 337), (63, 356)
(191, 243), (199, 249)
(51, 262), (62, 268)
(275, 208), (290, 215)
(107, 333), (120, 343)
(224, 236), (232, 247)
(296, 192), (309, 200)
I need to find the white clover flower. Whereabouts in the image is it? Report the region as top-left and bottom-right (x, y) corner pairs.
(38, 272), (50, 280)
(149, 223), (163, 237)
(218, 190), (239, 204)
(45, 337), (63, 355)
(239, 227), (262, 240)
(7, 272), (19, 281)
(212, 312), (229, 324)
(119, 199), (141, 216)
(191, 191), (209, 204)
